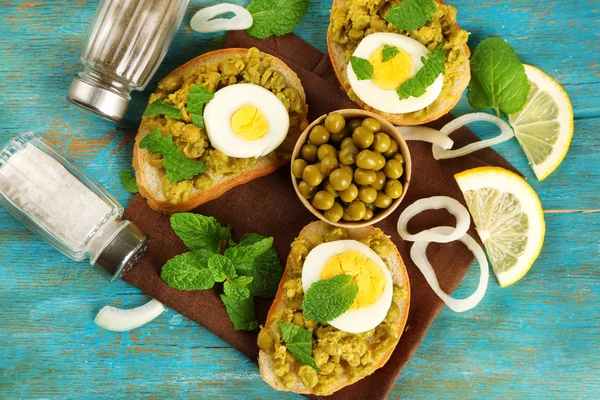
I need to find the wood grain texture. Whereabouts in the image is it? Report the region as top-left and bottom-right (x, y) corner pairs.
(0, 0), (598, 398)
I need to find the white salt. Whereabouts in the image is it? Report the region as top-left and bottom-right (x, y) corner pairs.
(0, 143), (115, 252)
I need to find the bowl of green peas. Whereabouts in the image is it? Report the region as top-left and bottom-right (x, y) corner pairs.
(290, 109), (412, 228)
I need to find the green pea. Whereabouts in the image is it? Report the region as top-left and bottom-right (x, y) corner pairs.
(301, 143), (318, 162)
(312, 190), (335, 210)
(324, 112), (346, 134)
(291, 159), (308, 179)
(372, 132), (391, 153)
(324, 202), (344, 223)
(384, 159), (404, 179)
(361, 117), (381, 133)
(352, 126), (375, 149)
(309, 125), (330, 145)
(339, 183), (358, 203)
(302, 165), (323, 186)
(318, 144), (338, 161)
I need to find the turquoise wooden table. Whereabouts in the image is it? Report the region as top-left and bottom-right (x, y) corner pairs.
(1, 0), (598, 398)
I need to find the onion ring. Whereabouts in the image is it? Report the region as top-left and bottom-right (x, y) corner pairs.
(397, 196), (470, 243)
(396, 126), (454, 150)
(410, 227), (489, 312)
(94, 299), (165, 332)
(190, 4), (253, 33)
(432, 112), (514, 160)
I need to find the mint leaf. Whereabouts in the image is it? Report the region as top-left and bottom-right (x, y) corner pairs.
(246, 0), (309, 40)
(302, 275), (359, 323)
(139, 129), (206, 183)
(397, 46), (445, 100)
(220, 294), (259, 331)
(119, 170), (139, 194)
(224, 236), (274, 265)
(187, 85), (214, 115)
(208, 254), (237, 283)
(236, 233), (282, 298)
(278, 322), (320, 371)
(191, 113), (205, 129)
(187, 85), (214, 129)
(162, 149), (207, 183)
(382, 45), (400, 62)
(350, 56), (374, 80)
(467, 37), (530, 116)
(160, 249), (215, 290)
(223, 276), (253, 300)
(143, 100), (182, 119)
(385, 0), (436, 31)
(170, 213), (230, 253)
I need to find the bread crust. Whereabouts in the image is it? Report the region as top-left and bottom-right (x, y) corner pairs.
(326, 0), (471, 125)
(258, 221), (410, 395)
(133, 48), (308, 214)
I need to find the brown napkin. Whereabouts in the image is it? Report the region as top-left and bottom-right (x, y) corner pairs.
(122, 31), (518, 399)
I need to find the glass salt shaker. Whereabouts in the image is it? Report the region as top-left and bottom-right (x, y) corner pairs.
(68, 0), (190, 121)
(0, 132), (147, 281)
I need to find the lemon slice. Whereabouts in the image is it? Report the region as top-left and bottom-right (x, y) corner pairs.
(508, 64), (574, 181)
(454, 167), (545, 287)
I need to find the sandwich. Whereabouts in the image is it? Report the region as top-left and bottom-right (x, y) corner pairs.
(258, 221), (410, 395)
(133, 47), (309, 213)
(327, 0), (470, 125)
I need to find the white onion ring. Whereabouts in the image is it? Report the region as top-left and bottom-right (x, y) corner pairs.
(94, 299), (165, 332)
(396, 126), (454, 150)
(410, 226), (489, 312)
(432, 113), (515, 160)
(190, 4), (253, 33)
(397, 196), (470, 243)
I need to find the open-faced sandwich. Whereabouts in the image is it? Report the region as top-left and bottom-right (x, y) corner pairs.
(134, 47), (309, 213)
(258, 221), (410, 395)
(328, 0), (470, 125)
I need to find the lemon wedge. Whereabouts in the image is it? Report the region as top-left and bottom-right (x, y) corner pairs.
(508, 64), (574, 181)
(454, 167), (545, 287)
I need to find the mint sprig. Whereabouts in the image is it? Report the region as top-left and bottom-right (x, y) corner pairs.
(159, 212), (282, 331)
(397, 46), (445, 100)
(143, 100), (182, 119)
(467, 37), (530, 116)
(302, 275), (359, 323)
(139, 129), (206, 183)
(246, 0), (309, 40)
(350, 56), (374, 80)
(278, 322), (320, 371)
(385, 0), (436, 31)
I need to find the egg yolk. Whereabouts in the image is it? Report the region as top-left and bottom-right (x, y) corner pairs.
(320, 250), (386, 310)
(368, 46), (413, 90)
(230, 104), (269, 141)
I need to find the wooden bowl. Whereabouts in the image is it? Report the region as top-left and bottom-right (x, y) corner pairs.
(291, 109), (412, 228)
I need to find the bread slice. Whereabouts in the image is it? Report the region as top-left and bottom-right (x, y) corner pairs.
(327, 0), (470, 125)
(259, 221), (410, 395)
(133, 48), (308, 214)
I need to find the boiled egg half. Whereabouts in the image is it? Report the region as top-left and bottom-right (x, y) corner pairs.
(302, 240), (393, 333)
(204, 83), (289, 158)
(347, 32), (444, 114)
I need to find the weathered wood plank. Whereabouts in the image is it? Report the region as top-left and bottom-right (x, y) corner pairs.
(0, 0), (598, 398)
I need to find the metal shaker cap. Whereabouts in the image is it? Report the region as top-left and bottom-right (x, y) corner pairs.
(94, 221), (147, 281)
(68, 77), (129, 122)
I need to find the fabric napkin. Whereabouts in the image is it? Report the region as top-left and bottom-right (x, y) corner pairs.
(122, 31), (517, 399)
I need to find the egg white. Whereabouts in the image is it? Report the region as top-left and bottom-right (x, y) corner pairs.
(302, 240), (393, 334)
(203, 83), (289, 158)
(347, 32), (444, 114)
